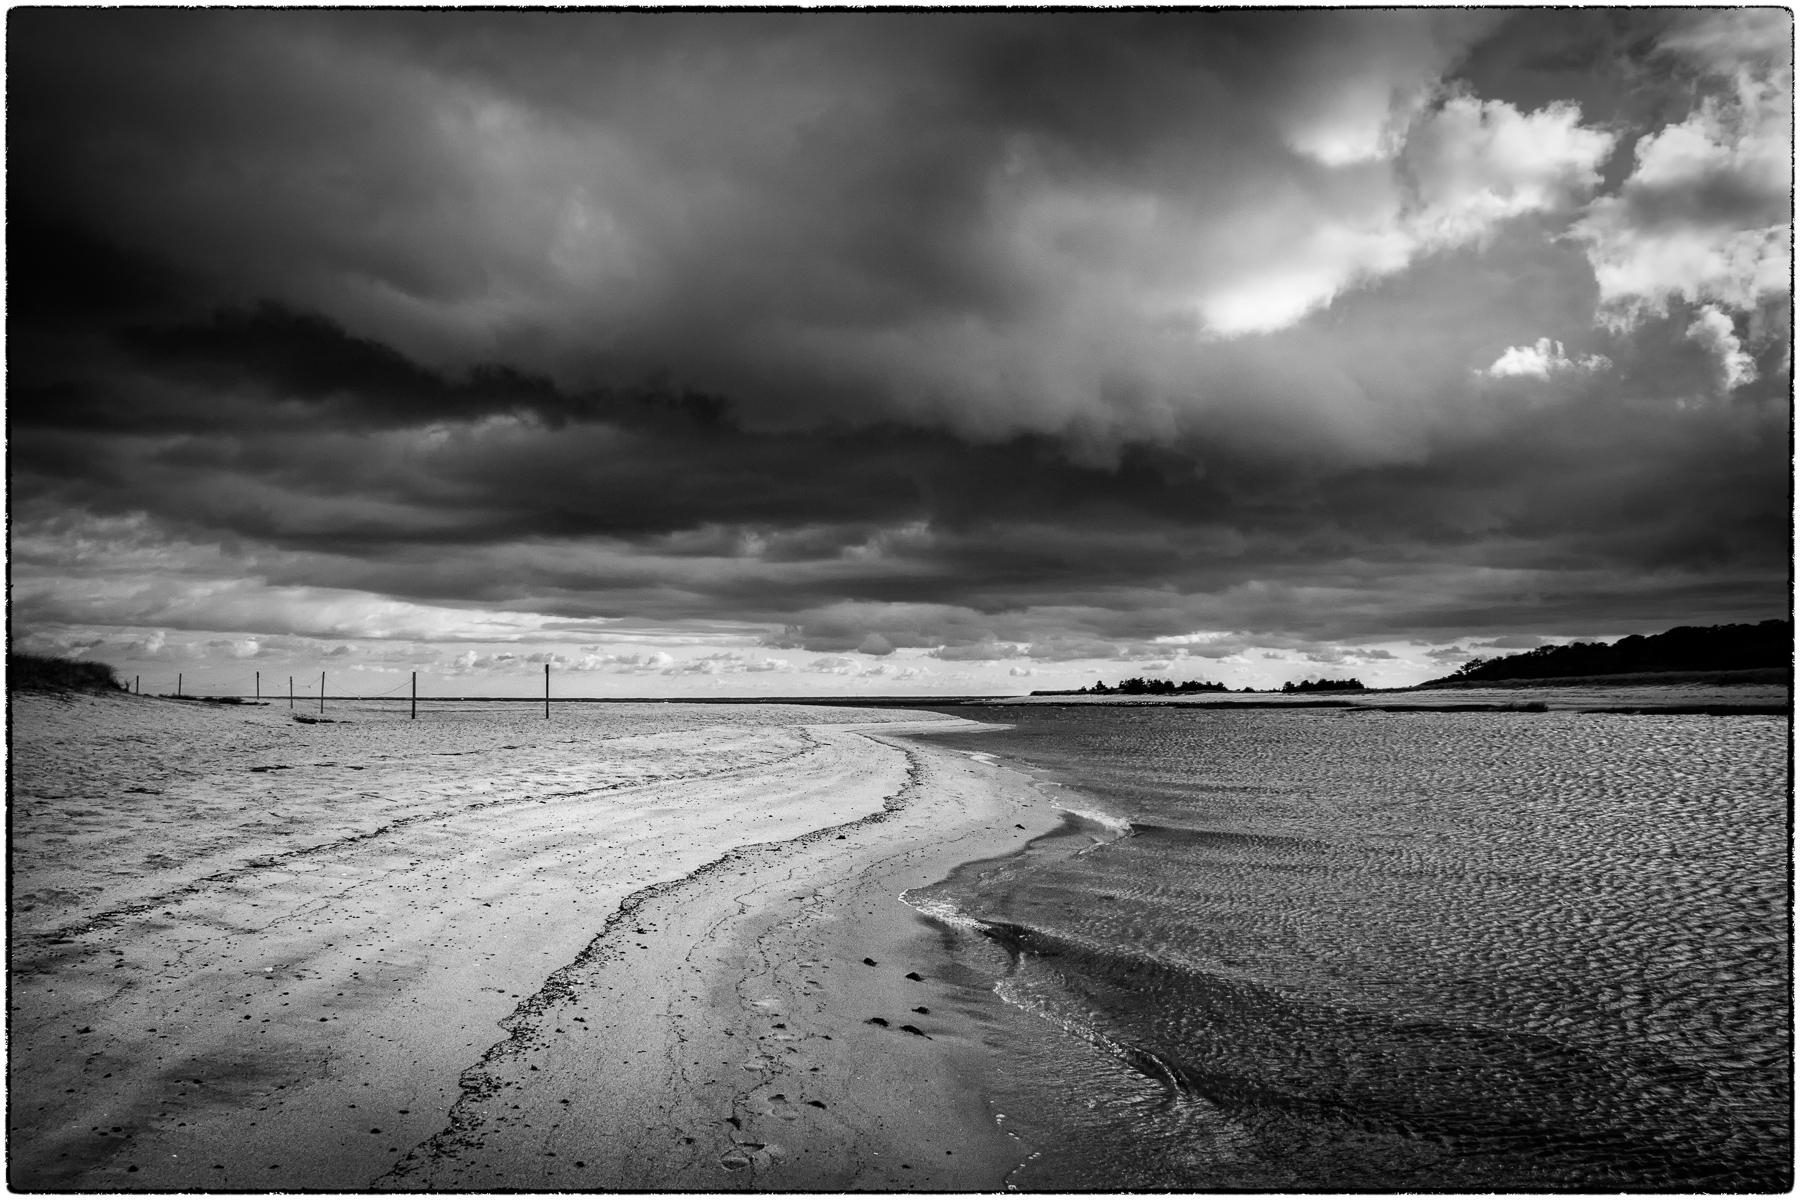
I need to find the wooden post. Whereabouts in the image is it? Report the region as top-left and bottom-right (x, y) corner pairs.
(255, 670), (260, 701)
(411, 671), (417, 720)
(320, 672), (326, 714)
(177, 673), (182, 697)
(134, 676), (139, 695)
(544, 663), (550, 720)
(289, 676), (294, 709)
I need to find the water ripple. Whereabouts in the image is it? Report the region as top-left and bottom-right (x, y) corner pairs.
(914, 710), (1790, 1191)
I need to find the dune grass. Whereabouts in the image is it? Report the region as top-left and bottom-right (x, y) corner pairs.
(8, 653), (126, 693)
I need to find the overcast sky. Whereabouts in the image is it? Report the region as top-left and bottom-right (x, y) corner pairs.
(9, 9), (1791, 697)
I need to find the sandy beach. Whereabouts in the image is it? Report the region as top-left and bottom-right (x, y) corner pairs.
(9, 692), (1062, 1190)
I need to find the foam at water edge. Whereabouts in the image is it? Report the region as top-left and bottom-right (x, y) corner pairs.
(994, 972), (1189, 1100)
(900, 890), (993, 933)
(1052, 803), (1134, 837)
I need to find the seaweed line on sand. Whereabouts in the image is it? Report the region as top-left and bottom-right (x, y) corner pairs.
(371, 730), (932, 1187)
(15, 730), (830, 958)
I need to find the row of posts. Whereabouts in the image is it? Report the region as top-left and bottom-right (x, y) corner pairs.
(136, 664), (553, 719)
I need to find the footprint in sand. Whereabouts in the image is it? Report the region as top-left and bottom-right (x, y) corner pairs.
(719, 1141), (772, 1172)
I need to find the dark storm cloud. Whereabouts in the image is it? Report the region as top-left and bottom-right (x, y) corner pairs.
(7, 10), (1790, 661)
(4, 9), (1504, 433)
(9, 301), (1787, 648)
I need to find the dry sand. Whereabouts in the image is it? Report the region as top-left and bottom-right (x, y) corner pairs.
(9, 692), (1061, 1190)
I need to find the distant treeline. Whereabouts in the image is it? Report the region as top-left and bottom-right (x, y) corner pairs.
(1035, 677), (1233, 696)
(9, 654), (125, 693)
(1425, 620), (1792, 686)
(1033, 675), (1365, 697)
(1280, 677), (1366, 693)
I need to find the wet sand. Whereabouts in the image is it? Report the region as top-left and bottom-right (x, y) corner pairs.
(8, 692), (1059, 1190)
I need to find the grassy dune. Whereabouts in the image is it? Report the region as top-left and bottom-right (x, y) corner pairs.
(7, 653), (124, 693)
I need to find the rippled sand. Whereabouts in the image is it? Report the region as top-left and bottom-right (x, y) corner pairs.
(914, 707), (1792, 1190)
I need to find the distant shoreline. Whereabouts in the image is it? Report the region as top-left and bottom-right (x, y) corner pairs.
(232, 665), (1791, 715)
(28, 661), (1791, 716)
(981, 669), (1789, 715)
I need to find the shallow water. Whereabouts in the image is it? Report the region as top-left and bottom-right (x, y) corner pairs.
(902, 707), (1791, 1191)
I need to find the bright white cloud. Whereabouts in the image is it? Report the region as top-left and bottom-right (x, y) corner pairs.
(1482, 337), (1612, 379)
(1196, 94), (1614, 337)
(929, 641), (1027, 662)
(607, 651), (676, 673)
(1572, 12), (1792, 326)
(1402, 95), (1617, 248)
(1685, 304), (1759, 392)
(1196, 239), (1410, 337)
(659, 650), (790, 675)
(1580, 222), (1790, 326)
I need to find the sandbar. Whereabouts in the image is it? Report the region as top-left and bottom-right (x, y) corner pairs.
(8, 692), (1060, 1190)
